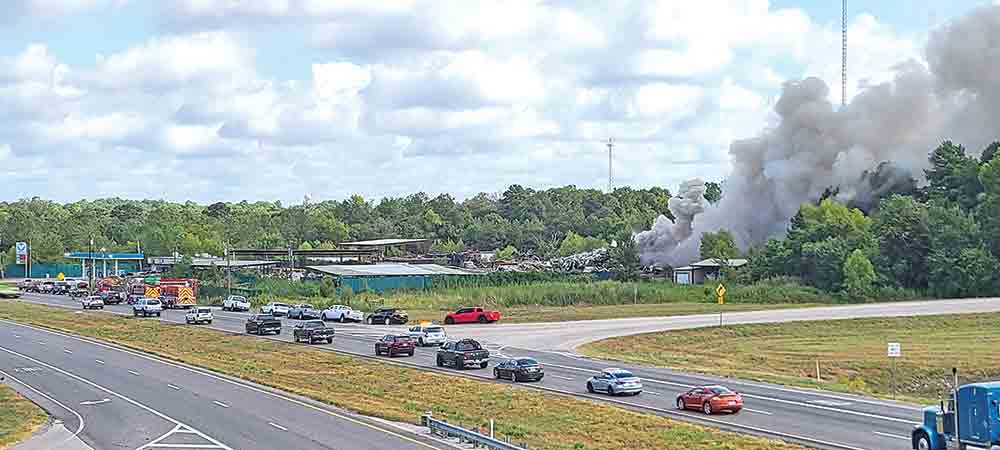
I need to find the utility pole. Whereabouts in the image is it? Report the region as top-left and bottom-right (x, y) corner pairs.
(225, 243), (232, 298)
(606, 138), (615, 193)
(842, 0), (847, 107)
(0, 238), (5, 280)
(89, 238), (95, 295)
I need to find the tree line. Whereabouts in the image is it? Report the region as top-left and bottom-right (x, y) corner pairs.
(701, 140), (1000, 299)
(0, 184), (703, 264)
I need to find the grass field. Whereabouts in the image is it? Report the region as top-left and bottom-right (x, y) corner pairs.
(580, 313), (1000, 403)
(0, 301), (805, 450)
(0, 384), (47, 450)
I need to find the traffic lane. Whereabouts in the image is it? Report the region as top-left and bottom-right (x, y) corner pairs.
(0, 320), (443, 450)
(15, 294), (918, 449)
(0, 342), (174, 450)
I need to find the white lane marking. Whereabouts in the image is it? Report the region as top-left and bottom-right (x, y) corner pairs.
(643, 391), (661, 396)
(268, 422), (288, 431)
(0, 345), (233, 450)
(809, 399), (852, 407)
(37, 341), (46, 345)
(548, 375), (574, 380)
(95, 359), (105, 365)
(744, 408), (772, 415)
(542, 361), (916, 425)
(0, 368), (85, 437)
(80, 398), (111, 406)
(63, 349), (73, 354)
(145, 445), (226, 448)
(0, 319), (443, 450)
(873, 431), (909, 440)
(212, 401), (230, 408)
(139, 424), (226, 450)
(167, 384), (181, 390)
(128, 370), (140, 376)
(13, 334), (20, 338)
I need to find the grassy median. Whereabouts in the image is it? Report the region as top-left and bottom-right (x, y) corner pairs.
(580, 313), (1000, 404)
(0, 384), (47, 450)
(0, 301), (804, 450)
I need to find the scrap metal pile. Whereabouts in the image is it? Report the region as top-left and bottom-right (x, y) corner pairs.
(549, 248), (610, 272)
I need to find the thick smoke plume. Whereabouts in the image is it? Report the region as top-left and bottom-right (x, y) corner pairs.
(638, 5), (1000, 266)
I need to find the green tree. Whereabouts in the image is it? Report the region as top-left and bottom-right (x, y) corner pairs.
(609, 232), (640, 281)
(924, 140), (983, 210)
(704, 182), (722, 204)
(298, 241), (314, 251)
(843, 249), (876, 299)
(872, 195), (931, 289)
(496, 245), (518, 260)
(557, 231), (608, 257)
(699, 230), (737, 261)
(978, 152), (1000, 258)
(783, 199), (874, 291)
(167, 255), (194, 278)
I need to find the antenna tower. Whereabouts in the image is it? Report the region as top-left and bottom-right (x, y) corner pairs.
(606, 138), (614, 193)
(842, 0), (847, 107)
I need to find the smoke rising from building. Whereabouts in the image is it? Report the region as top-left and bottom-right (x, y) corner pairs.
(638, 5), (1000, 267)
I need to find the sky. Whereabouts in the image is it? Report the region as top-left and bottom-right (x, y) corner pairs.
(0, 0), (993, 204)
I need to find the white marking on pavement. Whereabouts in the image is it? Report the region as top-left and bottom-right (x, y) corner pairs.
(95, 359), (105, 365)
(213, 401), (230, 408)
(63, 349), (73, 354)
(809, 399), (852, 407)
(0, 345), (233, 450)
(873, 431), (909, 440)
(744, 408), (772, 415)
(80, 398), (111, 406)
(548, 375), (574, 380)
(13, 334), (20, 338)
(0, 368), (85, 437)
(37, 341), (46, 345)
(643, 391), (661, 396)
(268, 422), (288, 431)
(167, 384), (181, 390)
(128, 370), (140, 376)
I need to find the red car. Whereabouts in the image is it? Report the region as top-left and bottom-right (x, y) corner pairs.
(444, 307), (501, 324)
(375, 334), (416, 357)
(676, 385), (743, 414)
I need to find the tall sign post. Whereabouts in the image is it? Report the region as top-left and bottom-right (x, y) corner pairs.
(0, 238), (5, 279)
(15, 241), (28, 278)
(887, 342), (901, 399)
(716, 283), (727, 327)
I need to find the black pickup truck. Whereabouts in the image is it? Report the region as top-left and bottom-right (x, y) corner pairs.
(436, 338), (490, 369)
(245, 314), (282, 335)
(293, 320), (334, 344)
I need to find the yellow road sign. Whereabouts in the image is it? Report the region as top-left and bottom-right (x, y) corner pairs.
(716, 283), (727, 305)
(57, 273), (65, 281)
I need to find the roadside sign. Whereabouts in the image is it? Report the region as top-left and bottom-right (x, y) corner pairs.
(15, 242), (27, 265)
(57, 273), (65, 281)
(887, 342), (901, 358)
(715, 283), (727, 305)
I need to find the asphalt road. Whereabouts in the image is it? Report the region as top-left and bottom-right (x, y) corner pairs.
(12, 293), (932, 450)
(0, 307), (446, 450)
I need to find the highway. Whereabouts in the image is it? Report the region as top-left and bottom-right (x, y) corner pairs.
(12, 293), (929, 450)
(0, 303), (446, 450)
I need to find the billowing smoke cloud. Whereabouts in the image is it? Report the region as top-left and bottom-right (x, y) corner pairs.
(638, 5), (1000, 267)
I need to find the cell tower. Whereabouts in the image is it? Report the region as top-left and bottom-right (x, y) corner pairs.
(842, 0), (847, 107)
(606, 138), (614, 193)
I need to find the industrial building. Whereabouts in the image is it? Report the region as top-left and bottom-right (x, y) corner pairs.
(672, 258), (748, 285)
(306, 263), (474, 293)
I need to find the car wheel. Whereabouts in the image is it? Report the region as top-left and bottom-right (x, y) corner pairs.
(676, 398), (686, 410)
(384, 318), (390, 325)
(477, 315), (487, 323)
(367, 317), (373, 325)
(607, 386), (615, 396)
(340, 315), (346, 323)
(703, 402), (713, 415)
(445, 317), (455, 325)
(208, 320), (212, 324)
(418, 338), (425, 346)
(327, 338), (333, 344)
(436, 356), (444, 367)
(915, 434), (930, 450)
(407, 351), (413, 356)
(494, 369), (500, 379)
(156, 312), (161, 317)
(587, 382), (595, 393)
(480, 362), (488, 369)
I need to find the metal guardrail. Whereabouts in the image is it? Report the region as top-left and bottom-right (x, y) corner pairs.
(421, 415), (530, 450)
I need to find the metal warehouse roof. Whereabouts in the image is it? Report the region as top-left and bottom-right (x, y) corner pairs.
(307, 263), (474, 277)
(689, 258), (748, 268)
(339, 238), (429, 247)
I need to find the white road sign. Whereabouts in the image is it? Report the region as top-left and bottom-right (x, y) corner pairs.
(887, 342), (901, 358)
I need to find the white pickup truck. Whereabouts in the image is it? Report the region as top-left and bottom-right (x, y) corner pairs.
(322, 305), (364, 323)
(222, 295), (251, 312)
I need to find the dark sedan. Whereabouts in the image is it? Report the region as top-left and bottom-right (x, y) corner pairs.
(493, 357), (544, 382)
(366, 307), (409, 325)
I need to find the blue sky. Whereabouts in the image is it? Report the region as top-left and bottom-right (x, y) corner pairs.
(0, 0), (995, 203)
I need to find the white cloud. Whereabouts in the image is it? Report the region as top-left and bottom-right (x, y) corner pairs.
(0, 1), (931, 202)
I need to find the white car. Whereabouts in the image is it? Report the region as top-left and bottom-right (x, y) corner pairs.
(322, 305), (364, 323)
(408, 323), (447, 346)
(260, 302), (291, 316)
(222, 295), (251, 312)
(82, 296), (104, 310)
(132, 298), (163, 317)
(185, 307), (214, 324)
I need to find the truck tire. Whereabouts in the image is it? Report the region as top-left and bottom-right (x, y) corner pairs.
(915, 433), (930, 450)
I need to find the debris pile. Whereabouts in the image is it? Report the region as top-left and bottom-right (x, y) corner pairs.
(550, 248), (610, 272)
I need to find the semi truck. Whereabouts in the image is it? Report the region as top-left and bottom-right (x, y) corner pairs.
(912, 370), (1000, 450)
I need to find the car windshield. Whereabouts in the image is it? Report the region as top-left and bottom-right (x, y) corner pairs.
(516, 358), (539, 367)
(709, 386), (734, 394)
(257, 315), (275, 320)
(394, 336), (412, 342)
(274, 303), (289, 308)
(456, 341), (482, 351)
(197, 308), (211, 313)
(304, 321), (323, 328)
(147, 300), (160, 305)
(611, 371), (635, 379)
(425, 327), (443, 333)
(231, 296), (246, 302)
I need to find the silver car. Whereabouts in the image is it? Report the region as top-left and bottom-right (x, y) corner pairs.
(587, 368), (643, 396)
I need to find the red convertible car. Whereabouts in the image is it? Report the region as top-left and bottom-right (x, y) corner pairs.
(444, 307), (501, 324)
(676, 385), (743, 414)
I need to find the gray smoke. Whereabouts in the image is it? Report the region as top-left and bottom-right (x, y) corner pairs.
(638, 5), (1000, 267)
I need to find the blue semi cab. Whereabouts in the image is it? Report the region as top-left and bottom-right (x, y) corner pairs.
(912, 379), (1000, 450)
